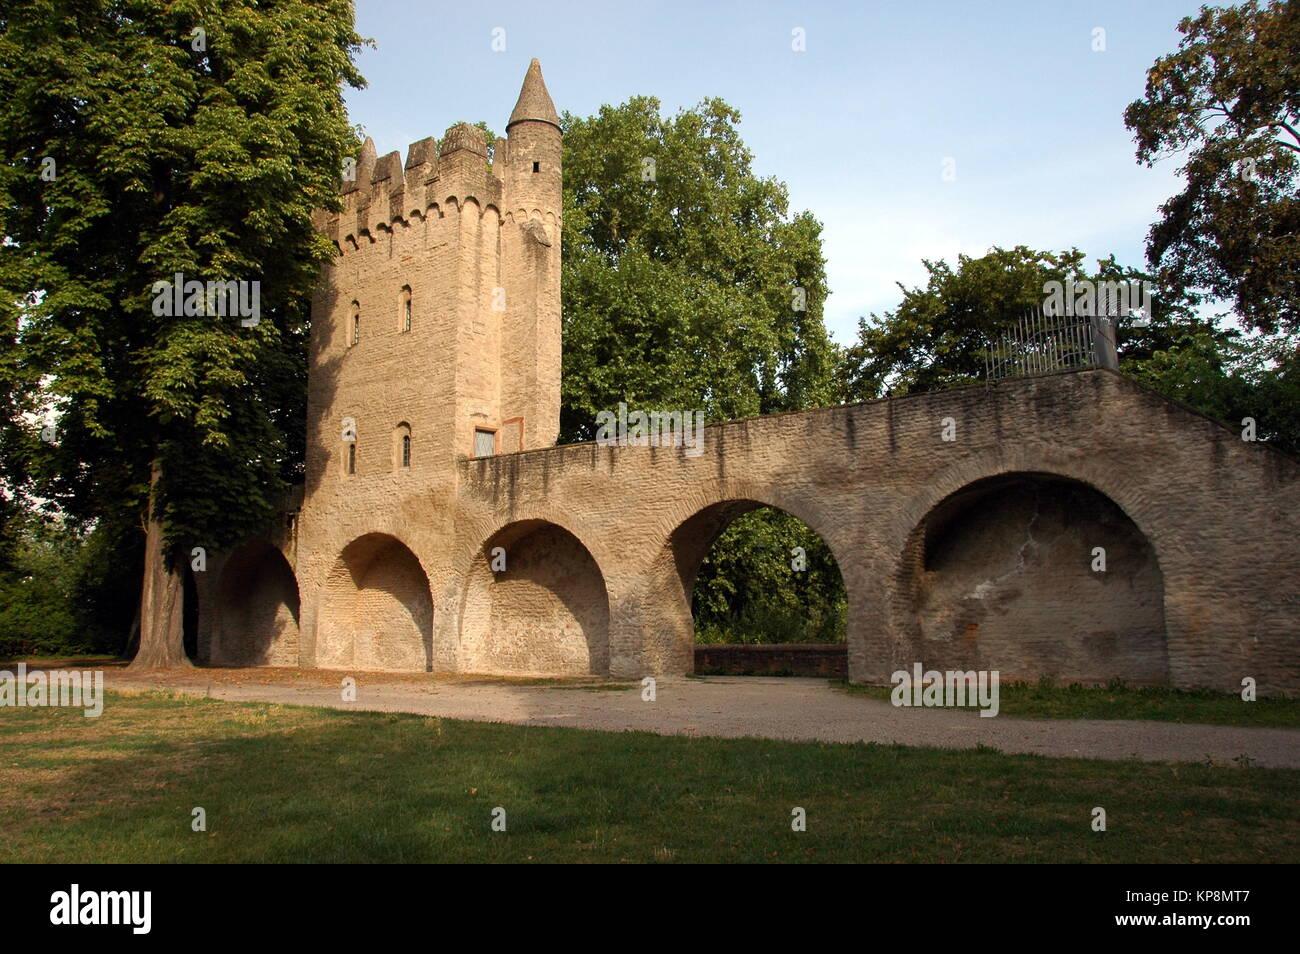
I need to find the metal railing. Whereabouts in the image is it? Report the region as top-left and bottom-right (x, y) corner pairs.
(983, 307), (1114, 382)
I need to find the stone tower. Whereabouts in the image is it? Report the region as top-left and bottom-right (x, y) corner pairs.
(304, 58), (562, 507)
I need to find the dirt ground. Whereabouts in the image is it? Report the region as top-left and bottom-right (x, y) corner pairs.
(63, 664), (1300, 768)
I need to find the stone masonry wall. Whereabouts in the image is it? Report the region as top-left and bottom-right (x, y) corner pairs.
(194, 62), (1300, 696)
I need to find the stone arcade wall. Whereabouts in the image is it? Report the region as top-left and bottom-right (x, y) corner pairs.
(192, 59), (1298, 693)
(198, 368), (1300, 695)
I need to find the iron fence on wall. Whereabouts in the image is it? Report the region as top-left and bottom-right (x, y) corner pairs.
(983, 307), (1116, 382)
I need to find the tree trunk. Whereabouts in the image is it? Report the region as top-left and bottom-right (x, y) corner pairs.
(129, 461), (191, 670)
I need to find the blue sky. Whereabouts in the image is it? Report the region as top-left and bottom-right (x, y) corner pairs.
(347, 0), (1201, 344)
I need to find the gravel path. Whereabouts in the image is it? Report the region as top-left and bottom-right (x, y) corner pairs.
(91, 667), (1300, 768)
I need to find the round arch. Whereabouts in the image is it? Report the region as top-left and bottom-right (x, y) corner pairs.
(458, 519), (610, 676)
(318, 532), (433, 671)
(212, 541), (300, 666)
(887, 448), (1170, 574)
(650, 477), (856, 580)
(890, 470), (1169, 685)
(644, 480), (853, 675)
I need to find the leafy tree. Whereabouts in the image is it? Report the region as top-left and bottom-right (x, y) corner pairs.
(837, 245), (1299, 453)
(838, 246), (1167, 399)
(1124, 0), (1300, 336)
(560, 97), (843, 642)
(560, 96), (837, 439)
(1126, 325), (1299, 453)
(693, 508), (846, 645)
(0, 509), (143, 658)
(0, 0), (366, 667)
(0, 516), (84, 657)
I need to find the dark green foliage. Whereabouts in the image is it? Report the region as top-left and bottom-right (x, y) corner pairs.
(694, 508), (846, 644)
(837, 246), (1088, 400)
(838, 247), (1178, 400)
(1122, 0), (1300, 455)
(837, 245), (1300, 455)
(0, 514), (136, 656)
(560, 96), (838, 438)
(0, 519), (82, 655)
(0, 0), (365, 559)
(1124, 0), (1300, 337)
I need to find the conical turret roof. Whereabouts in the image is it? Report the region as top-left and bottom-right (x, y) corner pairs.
(507, 58), (560, 131)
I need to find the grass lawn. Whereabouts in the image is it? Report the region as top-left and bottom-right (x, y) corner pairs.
(831, 679), (1300, 727)
(1, 690), (1295, 863)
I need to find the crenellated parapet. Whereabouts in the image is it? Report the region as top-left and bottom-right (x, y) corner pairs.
(315, 121), (519, 254)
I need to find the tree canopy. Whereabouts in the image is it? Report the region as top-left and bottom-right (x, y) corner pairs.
(0, 0), (366, 664)
(559, 96), (837, 440)
(837, 243), (1299, 453)
(1124, 0), (1300, 336)
(836, 247), (1193, 398)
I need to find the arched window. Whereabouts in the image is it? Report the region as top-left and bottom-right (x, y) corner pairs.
(349, 301), (360, 347)
(393, 422), (412, 470)
(399, 286), (412, 333)
(341, 418), (358, 477)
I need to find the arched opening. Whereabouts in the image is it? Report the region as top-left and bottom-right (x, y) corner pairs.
(341, 417), (358, 477)
(319, 534), (433, 671)
(899, 472), (1168, 685)
(399, 285), (412, 332)
(212, 541), (300, 666)
(655, 501), (847, 676)
(459, 520), (610, 676)
(393, 422), (412, 470)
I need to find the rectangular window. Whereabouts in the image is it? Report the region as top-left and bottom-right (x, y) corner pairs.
(404, 299), (412, 332)
(474, 429), (496, 458)
(402, 434), (411, 467)
(347, 443), (356, 474)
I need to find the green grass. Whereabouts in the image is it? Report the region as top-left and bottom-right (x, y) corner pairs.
(831, 678), (1300, 727)
(1, 690), (1295, 863)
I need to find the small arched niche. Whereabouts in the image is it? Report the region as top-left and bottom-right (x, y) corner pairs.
(398, 285), (412, 333)
(393, 422), (412, 470)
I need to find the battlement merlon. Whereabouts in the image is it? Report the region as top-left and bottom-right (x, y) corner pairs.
(311, 60), (562, 252)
